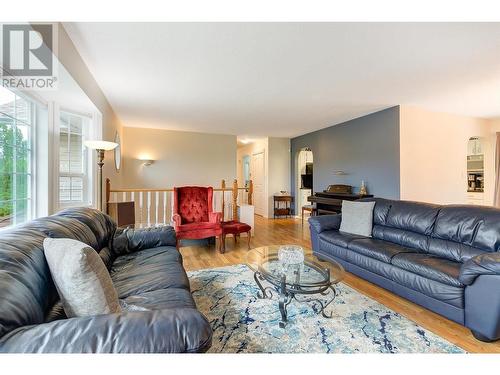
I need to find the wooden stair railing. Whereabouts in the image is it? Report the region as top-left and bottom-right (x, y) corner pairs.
(105, 178), (253, 227)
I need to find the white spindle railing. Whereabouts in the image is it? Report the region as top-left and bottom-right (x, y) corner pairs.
(106, 179), (253, 228)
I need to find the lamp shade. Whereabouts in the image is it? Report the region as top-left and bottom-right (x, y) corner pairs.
(84, 140), (118, 151)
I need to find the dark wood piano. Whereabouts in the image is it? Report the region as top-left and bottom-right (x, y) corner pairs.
(307, 184), (373, 215)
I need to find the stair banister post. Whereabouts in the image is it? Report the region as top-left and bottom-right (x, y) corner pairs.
(232, 179), (238, 220)
(248, 179), (253, 205)
(221, 179), (226, 221)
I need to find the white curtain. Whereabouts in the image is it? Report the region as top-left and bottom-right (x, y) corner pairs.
(494, 132), (500, 207)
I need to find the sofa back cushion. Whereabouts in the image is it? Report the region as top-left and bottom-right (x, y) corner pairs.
(0, 208), (116, 338)
(0, 228), (53, 339)
(385, 200), (440, 236)
(427, 237), (485, 263)
(363, 198), (438, 252)
(56, 208), (117, 250)
(429, 205), (500, 262)
(372, 225), (430, 252)
(352, 199), (500, 262)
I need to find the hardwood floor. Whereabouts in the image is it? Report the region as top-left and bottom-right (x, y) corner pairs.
(179, 215), (500, 353)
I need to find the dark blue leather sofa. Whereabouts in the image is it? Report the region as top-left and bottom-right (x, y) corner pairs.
(309, 198), (500, 342)
(0, 208), (212, 353)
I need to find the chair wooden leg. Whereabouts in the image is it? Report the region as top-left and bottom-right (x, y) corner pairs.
(247, 231), (251, 250)
(220, 235), (225, 254)
(302, 207), (304, 224)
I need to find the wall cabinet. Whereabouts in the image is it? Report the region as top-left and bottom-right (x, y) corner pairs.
(467, 137), (483, 156)
(466, 137), (485, 200)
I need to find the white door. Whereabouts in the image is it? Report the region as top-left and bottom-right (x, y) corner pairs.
(251, 152), (265, 216)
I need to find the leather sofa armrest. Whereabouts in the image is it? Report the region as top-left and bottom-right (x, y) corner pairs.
(459, 252), (500, 286)
(308, 214), (342, 234)
(0, 308), (212, 353)
(209, 212), (222, 224)
(113, 226), (177, 255)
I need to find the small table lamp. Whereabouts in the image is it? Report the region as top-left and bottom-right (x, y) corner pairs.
(84, 140), (118, 211)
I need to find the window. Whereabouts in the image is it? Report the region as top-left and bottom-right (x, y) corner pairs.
(0, 86), (34, 228)
(59, 111), (90, 206)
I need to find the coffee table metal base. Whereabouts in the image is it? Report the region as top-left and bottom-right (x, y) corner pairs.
(253, 270), (338, 328)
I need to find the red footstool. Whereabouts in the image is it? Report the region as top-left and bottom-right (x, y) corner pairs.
(221, 220), (252, 253)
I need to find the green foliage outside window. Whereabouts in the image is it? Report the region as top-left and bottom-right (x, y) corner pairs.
(0, 121), (29, 219)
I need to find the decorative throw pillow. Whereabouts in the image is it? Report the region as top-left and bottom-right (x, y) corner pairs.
(339, 200), (376, 237)
(43, 238), (122, 318)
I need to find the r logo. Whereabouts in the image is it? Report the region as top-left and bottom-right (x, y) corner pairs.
(2, 24), (53, 76)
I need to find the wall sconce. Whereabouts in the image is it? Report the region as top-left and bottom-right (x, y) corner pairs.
(333, 170), (347, 175)
(142, 159), (154, 166)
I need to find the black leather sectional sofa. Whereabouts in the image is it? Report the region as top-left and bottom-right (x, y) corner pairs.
(0, 208), (212, 353)
(309, 198), (500, 342)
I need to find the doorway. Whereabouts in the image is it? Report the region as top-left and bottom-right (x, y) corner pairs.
(251, 151), (266, 216)
(296, 148), (314, 219)
(242, 155), (251, 187)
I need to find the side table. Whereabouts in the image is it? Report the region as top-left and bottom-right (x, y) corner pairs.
(273, 194), (293, 218)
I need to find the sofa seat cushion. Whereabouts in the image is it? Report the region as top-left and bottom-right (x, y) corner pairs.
(372, 225), (430, 252)
(110, 246), (190, 298)
(345, 251), (396, 280)
(176, 222), (223, 240)
(347, 238), (420, 263)
(319, 230), (367, 248)
(391, 253), (463, 287)
(122, 288), (197, 310)
(177, 222), (220, 232)
(389, 264), (464, 308)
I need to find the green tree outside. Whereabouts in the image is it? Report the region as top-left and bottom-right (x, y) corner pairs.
(0, 120), (29, 222)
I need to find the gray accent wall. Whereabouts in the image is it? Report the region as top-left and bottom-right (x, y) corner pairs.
(291, 106), (400, 213)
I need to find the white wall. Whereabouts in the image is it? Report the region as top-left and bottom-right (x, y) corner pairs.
(58, 23), (124, 207)
(400, 106), (494, 205)
(237, 137), (290, 218)
(296, 149), (313, 217)
(268, 137), (291, 216)
(121, 127), (237, 188)
(237, 138), (269, 216)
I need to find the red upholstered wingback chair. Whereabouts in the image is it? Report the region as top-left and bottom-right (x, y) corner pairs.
(172, 186), (222, 251)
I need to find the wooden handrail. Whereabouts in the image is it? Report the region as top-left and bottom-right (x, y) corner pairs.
(221, 179), (226, 219)
(110, 188), (174, 193)
(108, 187), (248, 193)
(248, 180), (253, 205)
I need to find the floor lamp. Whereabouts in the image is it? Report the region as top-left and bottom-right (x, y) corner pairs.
(84, 140), (118, 211)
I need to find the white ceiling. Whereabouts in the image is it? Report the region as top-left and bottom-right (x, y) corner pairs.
(64, 22), (500, 138)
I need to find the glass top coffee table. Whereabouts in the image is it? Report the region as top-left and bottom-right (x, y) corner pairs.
(246, 245), (345, 328)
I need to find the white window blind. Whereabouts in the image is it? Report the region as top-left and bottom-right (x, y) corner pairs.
(59, 111), (90, 205)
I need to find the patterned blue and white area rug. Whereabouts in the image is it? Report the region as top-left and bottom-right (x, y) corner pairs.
(188, 264), (465, 353)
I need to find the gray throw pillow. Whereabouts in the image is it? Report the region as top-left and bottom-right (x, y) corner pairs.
(339, 200), (376, 237)
(43, 238), (122, 318)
